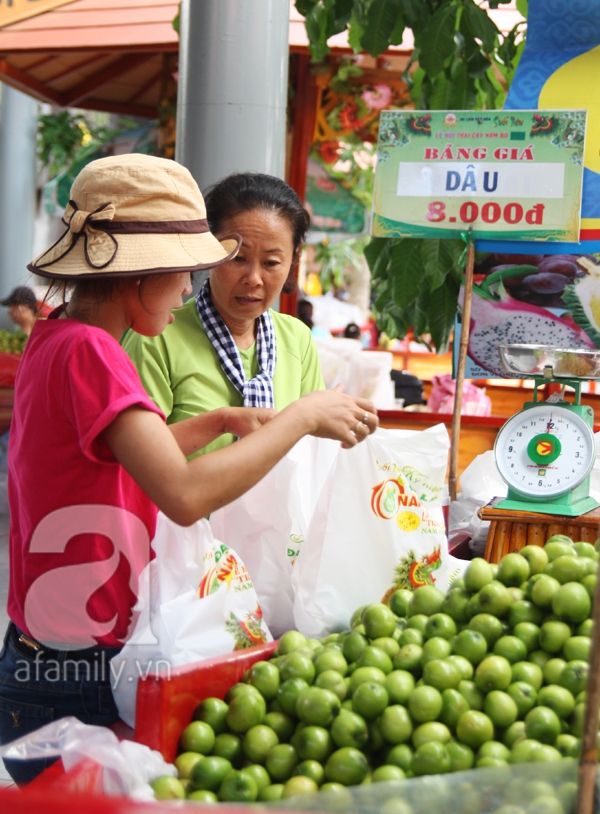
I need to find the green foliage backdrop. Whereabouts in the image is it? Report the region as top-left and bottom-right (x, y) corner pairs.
(297, 0), (527, 351)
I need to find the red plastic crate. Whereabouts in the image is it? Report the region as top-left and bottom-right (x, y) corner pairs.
(0, 782), (263, 813)
(26, 756), (104, 794)
(134, 640), (278, 763)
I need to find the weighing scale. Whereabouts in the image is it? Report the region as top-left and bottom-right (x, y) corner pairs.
(493, 344), (600, 517)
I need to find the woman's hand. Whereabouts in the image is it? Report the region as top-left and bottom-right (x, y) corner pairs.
(292, 388), (378, 447)
(221, 407), (277, 437)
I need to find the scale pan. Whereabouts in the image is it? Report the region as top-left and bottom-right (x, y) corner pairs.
(498, 344), (600, 379)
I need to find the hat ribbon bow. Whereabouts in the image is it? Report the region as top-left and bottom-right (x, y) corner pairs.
(45, 201), (118, 269)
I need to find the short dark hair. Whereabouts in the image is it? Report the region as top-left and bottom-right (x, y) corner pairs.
(204, 173), (310, 294)
(297, 299), (314, 329)
(343, 322), (362, 340)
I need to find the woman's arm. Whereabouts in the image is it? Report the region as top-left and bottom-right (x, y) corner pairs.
(101, 389), (377, 526)
(168, 407), (277, 457)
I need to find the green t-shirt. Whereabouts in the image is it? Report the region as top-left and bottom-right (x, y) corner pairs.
(123, 298), (325, 456)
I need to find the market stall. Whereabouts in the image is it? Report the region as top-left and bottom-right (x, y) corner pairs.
(4, 3), (600, 813)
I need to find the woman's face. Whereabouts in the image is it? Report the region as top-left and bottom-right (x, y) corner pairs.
(129, 271), (193, 336)
(210, 209), (295, 329)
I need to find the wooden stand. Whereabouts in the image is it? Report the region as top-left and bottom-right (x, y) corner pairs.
(448, 237), (475, 502)
(480, 498), (600, 563)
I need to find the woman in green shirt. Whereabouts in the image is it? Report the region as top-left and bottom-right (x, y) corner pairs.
(123, 173), (324, 456)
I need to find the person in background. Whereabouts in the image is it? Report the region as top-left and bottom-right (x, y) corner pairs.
(343, 322), (362, 341)
(124, 173), (327, 457)
(297, 298), (330, 339)
(0, 286), (38, 337)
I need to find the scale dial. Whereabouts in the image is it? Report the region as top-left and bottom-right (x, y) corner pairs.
(494, 404), (595, 499)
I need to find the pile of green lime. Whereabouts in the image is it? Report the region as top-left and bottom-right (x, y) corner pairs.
(151, 535), (596, 804)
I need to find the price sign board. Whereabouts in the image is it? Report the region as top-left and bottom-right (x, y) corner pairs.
(372, 110), (586, 243)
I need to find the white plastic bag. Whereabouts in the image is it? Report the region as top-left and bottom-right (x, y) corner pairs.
(292, 426), (465, 638)
(210, 436), (339, 637)
(314, 338), (395, 409)
(447, 449), (508, 557)
(0, 717), (173, 799)
(111, 513), (272, 728)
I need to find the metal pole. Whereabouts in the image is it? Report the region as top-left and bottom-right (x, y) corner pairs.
(176, 0), (289, 192)
(0, 83), (37, 321)
(448, 238), (475, 502)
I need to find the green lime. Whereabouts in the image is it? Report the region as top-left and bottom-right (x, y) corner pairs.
(389, 589), (413, 617)
(192, 697), (229, 734)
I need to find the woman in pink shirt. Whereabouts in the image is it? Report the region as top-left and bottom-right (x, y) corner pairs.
(0, 154), (377, 784)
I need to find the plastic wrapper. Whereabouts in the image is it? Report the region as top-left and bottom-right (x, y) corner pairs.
(0, 717), (174, 799)
(448, 450), (507, 557)
(427, 374), (492, 417)
(272, 761), (579, 814)
(314, 337), (395, 409)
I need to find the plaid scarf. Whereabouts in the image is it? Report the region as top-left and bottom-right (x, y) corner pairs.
(196, 280), (276, 408)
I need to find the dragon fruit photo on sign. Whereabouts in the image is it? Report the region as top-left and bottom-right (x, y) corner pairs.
(454, 250), (600, 378)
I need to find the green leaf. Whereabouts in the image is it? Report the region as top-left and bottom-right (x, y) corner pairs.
(364, 237), (388, 272)
(418, 4), (458, 78)
(374, 288), (392, 314)
(421, 239), (452, 292)
(406, 64), (425, 107)
(428, 277), (460, 353)
(361, 0), (400, 57)
(304, 2), (345, 61)
(412, 283), (431, 337)
(428, 72), (451, 110)
(462, 0), (499, 53)
(389, 7), (405, 45)
(172, 2), (180, 34)
(348, 8), (366, 52)
(447, 58), (470, 109)
(488, 0), (513, 6)
(474, 73), (496, 110)
(466, 49), (491, 79)
(295, 0), (319, 16)
(389, 239), (423, 309)
(332, 0), (355, 31)
(485, 66), (506, 109)
(440, 238), (467, 286)
(400, 0), (429, 37)
(516, 0), (528, 16)
(456, 13), (477, 62)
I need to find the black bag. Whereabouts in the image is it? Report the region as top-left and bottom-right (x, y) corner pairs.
(390, 370), (426, 406)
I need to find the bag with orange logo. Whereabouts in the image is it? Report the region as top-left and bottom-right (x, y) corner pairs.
(292, 425), (468, 638)
(209, 436), (340, 637)
(111, 512), (272, 727)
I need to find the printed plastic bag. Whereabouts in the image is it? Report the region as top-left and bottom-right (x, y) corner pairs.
(111, 513), (272, 727)
(428, 373), (492, 416)
(0, 717), (173, 799)
(292, 425), (467, 638)
(210, 436), (339, 637)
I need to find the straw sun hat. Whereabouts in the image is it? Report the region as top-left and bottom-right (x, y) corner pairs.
(28, 154), (241, 279)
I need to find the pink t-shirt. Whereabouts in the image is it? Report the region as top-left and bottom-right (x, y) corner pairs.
(7, 317), (164, 649)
